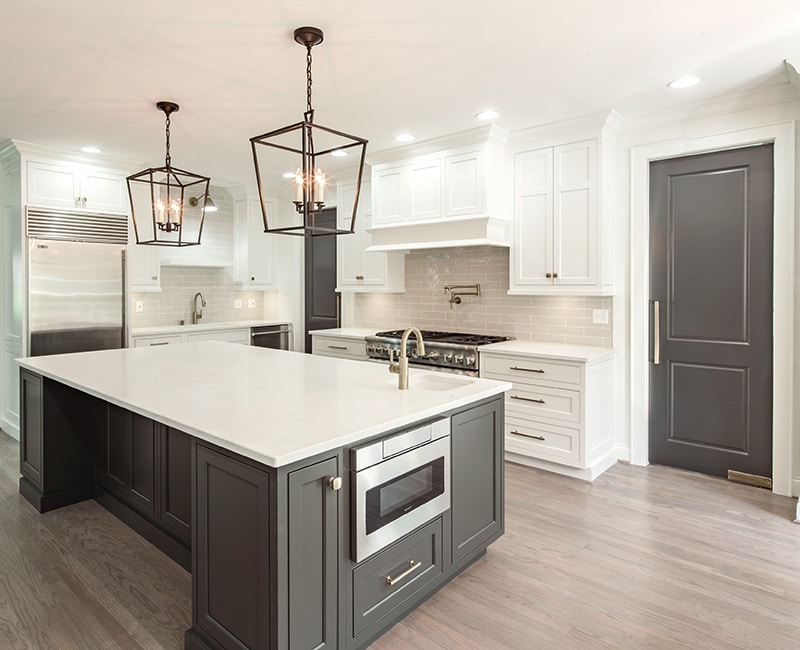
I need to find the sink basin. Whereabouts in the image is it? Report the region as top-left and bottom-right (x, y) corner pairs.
(387, 373), (474, 391)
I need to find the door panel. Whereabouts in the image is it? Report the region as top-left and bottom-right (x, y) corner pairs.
(304, 208), (338, 351)
(649, 145), (773, 479)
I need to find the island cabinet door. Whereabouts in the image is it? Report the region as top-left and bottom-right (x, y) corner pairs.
(157, 425), (192, 546)
(192, 444), (272, 650)
(449, 397), (505, 567)
(286, 456), (339, 650)
(97, 405), (155, 516)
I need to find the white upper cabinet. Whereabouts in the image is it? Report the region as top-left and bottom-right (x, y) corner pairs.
(232, 188), (276, 290)
(127, 209), (161, 293)
(367, 126), (510, 251)
(509, 114), (617, 296)
(27, 160), (128, 213)
(337, 180), (404, 292)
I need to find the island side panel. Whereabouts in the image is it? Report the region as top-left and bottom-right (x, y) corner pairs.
(19, 370), (99, 512)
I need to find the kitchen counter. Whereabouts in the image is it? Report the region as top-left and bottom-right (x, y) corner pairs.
(480, 340), (615, 363)
(308, 327), (376, 338)
(17, 342), (510, 467)
(131, 319), (290, 336)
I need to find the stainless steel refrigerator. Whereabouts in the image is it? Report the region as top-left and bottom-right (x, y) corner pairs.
(28, 238), (126, 356)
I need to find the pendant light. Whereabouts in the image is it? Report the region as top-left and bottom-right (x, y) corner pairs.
(127, 101), (211, 247)
(250, 26), (368, 237)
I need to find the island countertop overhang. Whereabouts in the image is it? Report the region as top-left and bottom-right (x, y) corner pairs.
(17, 342), (511, 467)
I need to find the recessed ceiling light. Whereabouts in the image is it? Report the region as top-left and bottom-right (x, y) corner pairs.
(667, 76), (699, 89)
(395, 133), (415, 143)
(331, 149), (349, 157)
(81, 146), (101, 154)
(476, 110), (499, 121)
(282, 171), (297, 179)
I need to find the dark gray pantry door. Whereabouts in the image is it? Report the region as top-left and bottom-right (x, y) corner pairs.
(304, 207), (339, 351)
(648, 144), (773, 480)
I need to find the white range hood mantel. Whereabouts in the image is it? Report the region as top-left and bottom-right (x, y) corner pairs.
(365, 125), (510, 252)
(366, 215), (510, 252)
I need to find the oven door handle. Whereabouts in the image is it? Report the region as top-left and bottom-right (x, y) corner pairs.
(386, 559), (423, 586)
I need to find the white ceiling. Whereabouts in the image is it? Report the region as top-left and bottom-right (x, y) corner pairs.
(3, 0), (800, 187)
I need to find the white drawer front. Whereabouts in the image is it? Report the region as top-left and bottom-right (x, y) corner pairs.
(133, 334), (182, 347)
(505, 417), (580, 465)
(505, 384), (580, 423)
(186, 329), (249, 345)
(312, 336), (366, 360)
(482, 354), (581, 386)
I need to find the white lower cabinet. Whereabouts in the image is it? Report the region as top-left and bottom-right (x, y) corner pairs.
(480, 344), (616, 481)
(132, 334), (182, 347)
(132, 327), (250, 347)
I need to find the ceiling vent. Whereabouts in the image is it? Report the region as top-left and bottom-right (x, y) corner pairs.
(26, 205), (129, 245)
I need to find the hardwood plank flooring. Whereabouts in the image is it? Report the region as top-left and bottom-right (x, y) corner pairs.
(1, 428), (798, 649)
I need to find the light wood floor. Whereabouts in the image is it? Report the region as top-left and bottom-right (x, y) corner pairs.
(1, 429), (798, 649)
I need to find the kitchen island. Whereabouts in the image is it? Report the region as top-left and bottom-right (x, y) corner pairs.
(17, 342), (510, 649)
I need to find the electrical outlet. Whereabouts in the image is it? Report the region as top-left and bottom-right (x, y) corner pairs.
(234, 299), (242, 309)
(247, 298), (256, 309)
(592, 309), (609, 325)
(135, 300), (144, 313)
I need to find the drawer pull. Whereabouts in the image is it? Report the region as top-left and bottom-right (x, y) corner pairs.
(355, 274), (364, 280)
(510, 366), (545, 373)
(511, 430), (545, 441)
(386, 560), (422, 586)
(510, 395), (545, 404)
(149, 342), (170, 346)
(327, 344), (348, 350)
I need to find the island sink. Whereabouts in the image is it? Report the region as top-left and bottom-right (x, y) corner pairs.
(16, 341), (510, 649)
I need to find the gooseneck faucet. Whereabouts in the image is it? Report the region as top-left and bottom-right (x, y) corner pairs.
(388, 327), (425, 390)
(192, 292), (206, 324)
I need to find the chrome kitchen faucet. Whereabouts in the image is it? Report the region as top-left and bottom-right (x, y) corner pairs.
(192, 292), (206, 324)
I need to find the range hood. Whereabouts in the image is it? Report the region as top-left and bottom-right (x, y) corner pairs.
(365, 125), (510, 252)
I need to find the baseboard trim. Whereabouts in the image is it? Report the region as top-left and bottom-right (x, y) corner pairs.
(615, 444), (631, 463)
(504, 451), (617, 482)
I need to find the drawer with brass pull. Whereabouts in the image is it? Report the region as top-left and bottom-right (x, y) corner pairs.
(505, 384), (580, 423)
(482, 354), (581, 386)
(311, 335), (367, 360)
(504, 417), (580, 465)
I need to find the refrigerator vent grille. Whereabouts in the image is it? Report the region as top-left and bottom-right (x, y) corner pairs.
(26, 206), (129, 245)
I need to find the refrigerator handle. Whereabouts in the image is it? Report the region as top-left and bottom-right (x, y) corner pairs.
(121, 249), (128, 348)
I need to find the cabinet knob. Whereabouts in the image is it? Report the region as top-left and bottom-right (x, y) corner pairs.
(152, 275), (158, 280)
(545, 272), (552, 278)
(251, 276), (255, 281)
(553, 272), (558, 278)
(355, 275), (364, 280)
(328, 476), (343, 491)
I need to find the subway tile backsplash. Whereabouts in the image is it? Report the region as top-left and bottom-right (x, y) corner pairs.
(355, 246), (613, 347)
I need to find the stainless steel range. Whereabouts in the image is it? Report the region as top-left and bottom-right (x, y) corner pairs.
(365, 330), (510, 376)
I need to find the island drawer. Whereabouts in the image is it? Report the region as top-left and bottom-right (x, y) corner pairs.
(352, 517), (443, 638)
(482, 354), (582, 386)
(505, 384), (580, 424)
(505, 416), (581, 465)
(312, 335), (367, 360)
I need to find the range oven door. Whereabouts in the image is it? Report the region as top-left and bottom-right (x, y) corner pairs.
(351, 419), (450, 562)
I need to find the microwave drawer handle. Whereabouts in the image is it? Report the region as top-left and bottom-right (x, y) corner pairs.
(510, 366), (545, 373)
(510, 395), (545, 404)
(386, 560), (422, 586)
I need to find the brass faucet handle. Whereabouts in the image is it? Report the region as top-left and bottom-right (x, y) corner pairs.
(388, 348), (400, 374)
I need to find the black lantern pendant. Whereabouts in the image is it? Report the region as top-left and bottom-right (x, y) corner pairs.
(250, 27), (368, 237)
(127, 101), (211, 247)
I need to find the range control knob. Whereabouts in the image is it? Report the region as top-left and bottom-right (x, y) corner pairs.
(454, 354), (465, 364)
(427, 351), (440, 361)
(443, 353), (454, 363)
(465, 355), (476, 366)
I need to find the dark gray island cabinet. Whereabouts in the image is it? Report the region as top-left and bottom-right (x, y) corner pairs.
(17, 342), (508, 649)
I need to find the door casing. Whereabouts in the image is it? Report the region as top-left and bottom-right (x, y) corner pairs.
(629, 122), (796, 496)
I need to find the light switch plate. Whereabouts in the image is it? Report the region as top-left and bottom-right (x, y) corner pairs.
(234, 299), (242, 309)
(135, 300), (144, 313)
(592, 309), (609, 325)
(248, 298), (256, 309)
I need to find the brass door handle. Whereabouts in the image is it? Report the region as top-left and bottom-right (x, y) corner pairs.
(386, 560), (422, 586)
(653, 300), (661, 365)
(510, 395), (545, 404)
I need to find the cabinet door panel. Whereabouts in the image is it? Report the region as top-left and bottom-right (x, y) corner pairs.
(27, 161), (77, 208)
(80, 169), (127, 212)
(130, 414), (155, 512)
(373, 166), (404, 224)
(160, 426), (192, 545)
(445, 151), (483, 216)
(514, 148), (553, 286)
(408, 159), (441, 220)
(247, 198), (274, 286)
(20, 370), (43, 487)
(288, 456), (338, 650)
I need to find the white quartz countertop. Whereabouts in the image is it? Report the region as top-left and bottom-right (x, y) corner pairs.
(17, 342), (510, 467)
(479, 340), (615, 363)
(308, 328), (376, 339)
(132, 320), (291, 336)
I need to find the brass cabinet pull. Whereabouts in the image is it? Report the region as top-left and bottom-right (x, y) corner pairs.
(553, 272), (558, 278)
(327, 345), (348, 350)
(328, 476), (342, 491)
(510, 395), (545, 404)
(545, 272), (552, 278)
(653, 300), (661, 365)
(355, 274), (364, 280)
(150, 342), (169, 346)
(511, 430), (545, 441)
(386, 560), (422, 586)
(510, 366), (545, 373)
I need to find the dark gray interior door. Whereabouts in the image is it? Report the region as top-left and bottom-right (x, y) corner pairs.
(649, 144), (773, 480)
(304, 208), (339, 352)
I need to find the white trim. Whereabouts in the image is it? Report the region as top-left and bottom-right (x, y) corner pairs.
(630, 121), (795, 496)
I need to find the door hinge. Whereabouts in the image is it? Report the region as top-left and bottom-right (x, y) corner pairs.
(727, 469), (772, 489)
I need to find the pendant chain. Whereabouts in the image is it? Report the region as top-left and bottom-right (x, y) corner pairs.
(164, 113), (172, 168)
(306, 45), (314, 115)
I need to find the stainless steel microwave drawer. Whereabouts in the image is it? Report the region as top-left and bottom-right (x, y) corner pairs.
(352, 517), (443, 638)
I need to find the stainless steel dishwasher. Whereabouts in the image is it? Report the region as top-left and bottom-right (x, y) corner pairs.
(250, 324), (292, 350)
